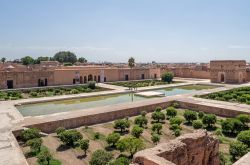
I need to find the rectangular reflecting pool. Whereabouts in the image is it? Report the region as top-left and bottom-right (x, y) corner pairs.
(17, 84), (217, 117)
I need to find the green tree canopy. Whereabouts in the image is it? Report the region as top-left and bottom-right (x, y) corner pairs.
(152, 123), (163, 134)
(236, 114), (250, 124)
(131, 125), (144, 138)
(21, 56), (35, 65)
(183, 110), (197, 124)
(229, 141), (249, 160)
(53, 51), (77, 63)
(34, 56), (50, 64)
(166, 107), (177, 119)
(161, 72), (174, 83)
(1, 57), (6, 63)
(114, 119), (130, 133)
(202, 114), (217, 128)
(151, 109), (165, 123)
(26, 138), (42, 153)
(37, 148), (53, 165)
(90, 149), (113, 165)
(237, 130), (250, 147)
(58, 129), (83, 146)
(106, 133), (120, 147)
(78, 57), (87, 63)
(128, 57), (135, 68)
(151, 133), (160, 144)
(107, 157), (130, 165)
(134, 115), (148, 128)
(116, 136), (144, 157)
(192, 120), (203, 129)
(77, 139), (89, 156)
(21, 128), (40, 142)
(221, 118), (244, 135)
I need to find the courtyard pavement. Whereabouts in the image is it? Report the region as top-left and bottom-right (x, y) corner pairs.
(0, 78), (250, 165)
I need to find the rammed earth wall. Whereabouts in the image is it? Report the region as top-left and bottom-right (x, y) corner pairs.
(132, 130), (220, 165)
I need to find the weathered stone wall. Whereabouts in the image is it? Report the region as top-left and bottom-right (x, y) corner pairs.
(17, 99), (174, 134)
(1, 67), (161, 89)
(210, 60), (247, 83)
(0, 71), (55, 89)
(161, 68), (210, 79)
(246, 69), (250, 81)
(133, 130), (220, 165)
(175, 99), (250, 117)
(14, 95), (250, 136)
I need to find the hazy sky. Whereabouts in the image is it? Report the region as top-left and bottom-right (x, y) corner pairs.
(0, 0), (250, 63)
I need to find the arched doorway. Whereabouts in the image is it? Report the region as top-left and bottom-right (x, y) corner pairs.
(220, 74), (225, 83)
(239, 72), (243, 83)
(88, 74), (93, 81)
(80, 76), (83, 84)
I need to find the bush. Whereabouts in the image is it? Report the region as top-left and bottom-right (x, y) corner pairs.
(155, 106), (162, 112)
(140, 111), (147, 117)
(152, 123), (163, 134)
(166, 107), (177, 119)
(87, 81), (96, 89)
(237, 130), (250, 147)
(56, 127), (66, 135)
(151, 133), (160, 144)
(214, 129), (223, 136)
(108, 157), (130, 165)
(116, 136), (144, 157)
(37, 148), (53, 165)
(77, 139), (89, 156)
(90, 149), (113, 165)
(21, 128), (40, 142)
(236, 114), (250, 124)
(184, 110), (197, 124)
(169, 124), (182, 131)
(198, 111), (204, 119)
(169, 117), (183, 125)
(221, 119), (244, 135)
(30, 91), (38, 97)
(94, 132), (101, 140)
(70, 89), (79, 94)
(161, 72), (174, 83)
(106, 133), (120, 147)
(192, 120), (203, 129)
(58, 130), (83, 146)
(26, 138), (42, 153)
(131, 125), (144, 138)
(134, 116), (148, 128)
(114, 119), (130, 133)
(229, 141), (249, 160)
(173, 129), (181, 137)
(151, 110), (165, 123)
(202, 114), (217, 128)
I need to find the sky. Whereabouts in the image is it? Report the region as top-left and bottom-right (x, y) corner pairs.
(0, 0), (250, 63)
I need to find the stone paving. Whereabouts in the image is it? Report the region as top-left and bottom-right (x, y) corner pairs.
(0, 79), (250, 165)
(233, 152), (250, 165)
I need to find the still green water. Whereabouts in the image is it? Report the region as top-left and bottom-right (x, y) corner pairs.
(17, 84), (216, 117)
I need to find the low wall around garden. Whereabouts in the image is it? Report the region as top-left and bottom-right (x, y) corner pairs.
(14, 98), (175, 135)
(13, 95), (250, 137)
(175, 99), (250, 117)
